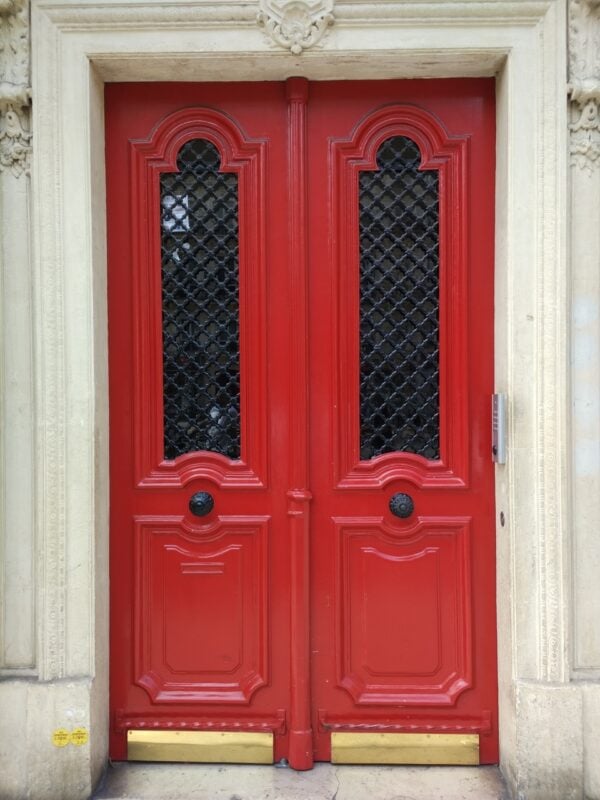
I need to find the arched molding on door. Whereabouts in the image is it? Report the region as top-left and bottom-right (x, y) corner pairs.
(128, 107), (269, 488)
(330, 104), (471, 489)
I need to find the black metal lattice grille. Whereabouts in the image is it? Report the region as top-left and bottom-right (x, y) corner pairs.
(359, 136), (440, 461)
(160, 138), (240, 461)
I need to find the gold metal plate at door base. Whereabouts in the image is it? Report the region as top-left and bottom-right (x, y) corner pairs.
(127, 730), (273, 764)
(331, 732), (479, 765)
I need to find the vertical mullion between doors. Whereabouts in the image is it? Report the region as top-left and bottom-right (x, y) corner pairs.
(285, 76), (314, 770)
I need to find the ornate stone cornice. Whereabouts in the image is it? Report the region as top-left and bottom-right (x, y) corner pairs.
(0, 0), (30, 176)
(569, 0), (600, 171)
(257, 0), (334, 55)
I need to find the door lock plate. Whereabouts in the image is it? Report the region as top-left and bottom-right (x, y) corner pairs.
(492, 393), (507, 464)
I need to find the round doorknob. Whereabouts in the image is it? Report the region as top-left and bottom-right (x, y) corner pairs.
(389, 493), (414, 519)
(189, 491), (214, 517)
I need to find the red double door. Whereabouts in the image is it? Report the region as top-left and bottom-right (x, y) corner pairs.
(107, 79), (497, 768)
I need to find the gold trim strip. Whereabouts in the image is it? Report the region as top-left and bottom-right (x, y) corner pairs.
(331, 732), (479, 765)
(127, 730), (273, 764)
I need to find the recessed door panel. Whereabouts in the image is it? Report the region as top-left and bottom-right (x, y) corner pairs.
(107, 79), (497, 767)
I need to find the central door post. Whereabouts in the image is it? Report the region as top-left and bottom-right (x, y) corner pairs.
(285, 76), (314, 770)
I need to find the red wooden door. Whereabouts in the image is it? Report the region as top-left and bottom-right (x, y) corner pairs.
(107, 79), (497, 768)
(307, 81), (497, 765)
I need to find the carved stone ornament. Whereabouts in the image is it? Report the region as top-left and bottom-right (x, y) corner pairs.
(0, 0), (31, 176)
(257, 0), (334, 55)
(569, 0), (600, 171)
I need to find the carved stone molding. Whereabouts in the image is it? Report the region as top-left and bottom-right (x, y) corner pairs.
(257, 0), (334, 55)
(569, 0), (600, 171)
(0, 0), (30, 176)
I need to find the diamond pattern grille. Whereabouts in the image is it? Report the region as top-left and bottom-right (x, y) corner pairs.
(359, 136), (440, 461)
(160, 138), (240, 460)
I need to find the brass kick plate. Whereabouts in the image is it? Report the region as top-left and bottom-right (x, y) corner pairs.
(127, 730), (273, 764)
(331, 732), (479, 765)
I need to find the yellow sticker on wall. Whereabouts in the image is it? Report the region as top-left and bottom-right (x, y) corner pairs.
(52, 729), (70, 747)
(71, 728), (89, 746)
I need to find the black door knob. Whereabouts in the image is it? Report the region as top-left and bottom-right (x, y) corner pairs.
(189, 491), (214, 517)
(389, 493), (414, 519)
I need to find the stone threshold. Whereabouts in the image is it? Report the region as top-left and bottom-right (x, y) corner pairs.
(93, 762), (508, 800)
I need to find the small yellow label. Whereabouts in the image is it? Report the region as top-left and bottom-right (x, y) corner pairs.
(71, 728), (89, 746)
(52, 729), (70, 748)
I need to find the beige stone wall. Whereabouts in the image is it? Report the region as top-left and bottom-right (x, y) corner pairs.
(0, 1), (597, 798)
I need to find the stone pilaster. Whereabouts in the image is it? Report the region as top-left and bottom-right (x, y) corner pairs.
(0, 0), (30, 176)
(569, 3), (600, 796)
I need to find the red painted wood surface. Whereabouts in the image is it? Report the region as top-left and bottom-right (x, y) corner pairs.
(285, 77), (314, 769)
(107, 79), (497, 766)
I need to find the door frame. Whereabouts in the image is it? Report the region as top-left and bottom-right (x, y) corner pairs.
(28, 0), (569, 794)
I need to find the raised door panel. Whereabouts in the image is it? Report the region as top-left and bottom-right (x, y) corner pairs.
(335, 517), (472, 706)
(134, 517), (269, 704)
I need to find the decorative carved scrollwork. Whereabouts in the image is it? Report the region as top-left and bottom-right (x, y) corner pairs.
(569, 0), (600, 171)
(0, 0), (30, 176)
(257, 0), (334, 55)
